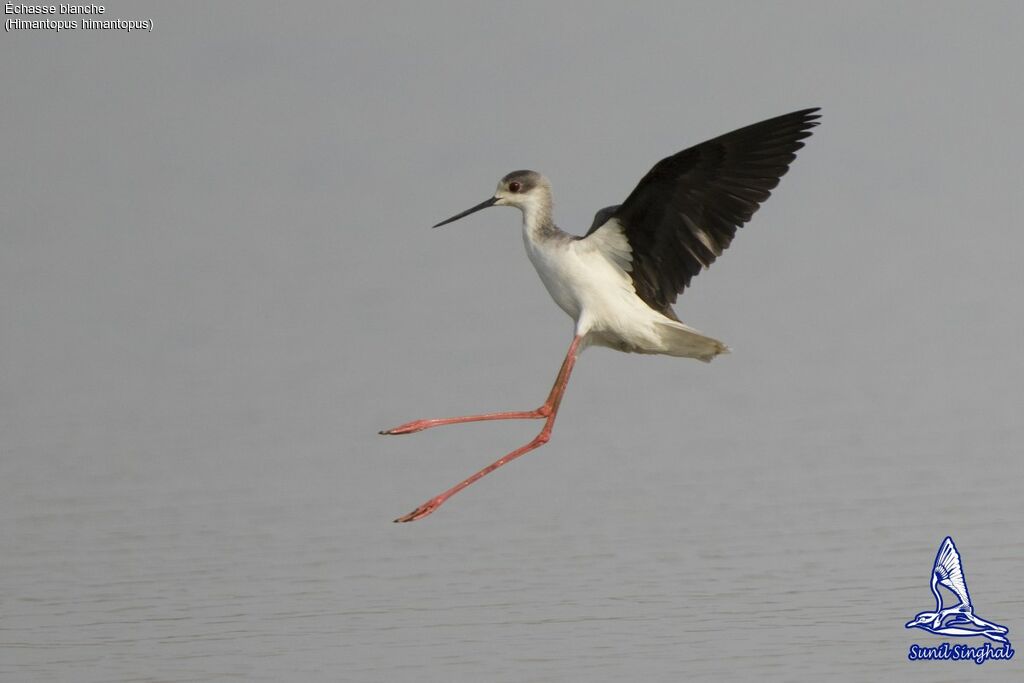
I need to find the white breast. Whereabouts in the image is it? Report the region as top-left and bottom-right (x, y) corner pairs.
(523, 220), (649, 333)
(520, 217), (728, 359)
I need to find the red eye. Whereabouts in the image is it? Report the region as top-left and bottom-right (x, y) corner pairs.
(508, 181), (522, 193)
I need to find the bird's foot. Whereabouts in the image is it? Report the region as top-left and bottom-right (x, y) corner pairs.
(379, 420), (429, 435)
(394, 497), (444, 523)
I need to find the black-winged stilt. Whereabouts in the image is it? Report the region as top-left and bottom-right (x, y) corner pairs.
(383, 108), (821, 522)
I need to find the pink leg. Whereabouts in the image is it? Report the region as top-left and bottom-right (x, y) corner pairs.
(380, 409), (546, 435)
(394, 336), (582, 522)
(379, 338), (575, 435)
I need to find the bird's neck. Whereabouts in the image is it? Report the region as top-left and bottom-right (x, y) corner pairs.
(931, 575), (943, 610)
(521, 192), (559, 243)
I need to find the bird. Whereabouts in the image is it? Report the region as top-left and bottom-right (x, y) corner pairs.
(905, 537), (1010, 643)
(382, 108), (821, 522)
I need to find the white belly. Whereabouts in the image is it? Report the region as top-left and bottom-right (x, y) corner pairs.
(523, 225), (656, 343)
(523, 221), (728, 361)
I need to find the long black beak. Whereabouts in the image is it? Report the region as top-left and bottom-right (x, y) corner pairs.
(432, 196), (498, 228)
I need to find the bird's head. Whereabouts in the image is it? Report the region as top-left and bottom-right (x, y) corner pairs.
(433, 170), (552, 228)
(905, 612), (936, 629)
(493, 170), (550, 211)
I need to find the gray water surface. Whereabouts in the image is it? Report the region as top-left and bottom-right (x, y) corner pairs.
(3, 2), (1023, 681)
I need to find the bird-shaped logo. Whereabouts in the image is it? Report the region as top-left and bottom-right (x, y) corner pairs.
(905, 537), (1009, 644)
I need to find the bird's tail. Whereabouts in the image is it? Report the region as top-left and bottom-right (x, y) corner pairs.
(654, 321), (730, 362)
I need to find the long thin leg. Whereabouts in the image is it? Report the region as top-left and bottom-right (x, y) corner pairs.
(394, 336), (582, 522)
(379, 338), (575, 435)
(380, 409), (546, 435)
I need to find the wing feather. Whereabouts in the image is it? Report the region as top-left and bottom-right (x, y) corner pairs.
(934, 537), (972, 607)
(589, 108), (820, 316)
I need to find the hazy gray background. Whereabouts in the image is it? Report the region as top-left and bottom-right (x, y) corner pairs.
(2, 2), (1022, 681)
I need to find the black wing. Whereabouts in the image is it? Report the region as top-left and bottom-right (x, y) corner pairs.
(590, 108), (820, 317)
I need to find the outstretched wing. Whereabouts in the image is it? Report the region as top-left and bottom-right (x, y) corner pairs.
(933, 537), (971, 607)
(587, 108), (820, 317)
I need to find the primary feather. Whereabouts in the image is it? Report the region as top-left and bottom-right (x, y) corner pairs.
(588, 108), (821, 319)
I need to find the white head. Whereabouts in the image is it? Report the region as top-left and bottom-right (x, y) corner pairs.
(433, 170), (552, 228)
